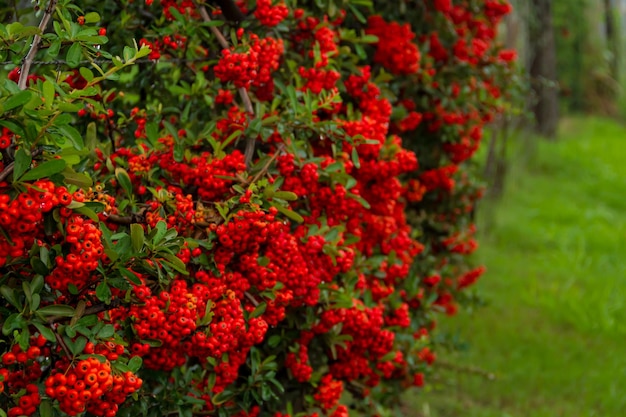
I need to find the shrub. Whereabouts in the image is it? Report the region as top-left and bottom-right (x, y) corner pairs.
(0, 0), (516, 416)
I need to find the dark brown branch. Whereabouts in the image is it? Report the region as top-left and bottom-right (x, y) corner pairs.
(244, 291), (259, 307)
(247, 144), (285, 185)
(105, 209), (146, 225)
(0, 161), (15, 183)
(195, 1), (256, 168)
(54, 330), (73, 358)
(19, 0), (59, 89)
(0, 148), (44, 183)
(83, 298), (123, 316)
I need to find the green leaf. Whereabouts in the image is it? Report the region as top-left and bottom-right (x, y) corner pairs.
(33, 322), (56, 342)
(19, 159), (66, 181)
(79, 67), (94, 83)
(119, 267), (142, 285)
(12, 148), (31, 181)
(272, 191), (298, 201)
(96, 282), (112, 303)
(0, 286), (21, 309)
(115, 167), (133, 197)
(268, 334), (281, 347)
(85, 121), (97, 150)
(2, 313), (25, 335)
(63, 171), (93, 188)
(42, 79), (55, 108)
(97, 324), (115, 338)
(37, 304), (75, 317)
(73, 205), (99, 222)
(66, 42), (82, 68)
(271, 202), (304, 223)
(249, 302), (267, 319)
(130, 223), (144, 253)
(39, 400), (53, 417)
(3, 90), (32, 112)
(160, 253), (189, 275)
(128, 356), (143, 372)
(56, 124), (84, 150)
(212, 390), (234, 405)
(351, 147), (361, 169)
(84, 12), (100, 23)
(30, 257), (49, 275)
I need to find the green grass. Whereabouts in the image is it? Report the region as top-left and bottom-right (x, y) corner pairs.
(406, 116), (626, 417)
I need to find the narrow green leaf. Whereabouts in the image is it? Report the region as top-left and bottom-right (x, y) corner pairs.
(115, 167), (133, 197)
(161, 253), (189, 275)
(19, 159), (66, 181)
(119, 267), (142, 285)
(73, 205), (99, 222)
(85, 121), (97, 150)
(57, 124), (84, 150)
(272, 191), (298, 201)
(351, 147), (361, 169)
(63, 171), (93, 188)
(271, 202), (304, 223)
(3, 90), (32, 112)
(42, 80), (55, 108)
(249, 302), (267, 319)
(12, 148), (30, 183)
(130, 223), (144, 253)
(37, 304), (75, 317)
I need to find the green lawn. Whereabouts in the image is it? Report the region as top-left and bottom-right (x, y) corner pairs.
(406, 116), (626, 417)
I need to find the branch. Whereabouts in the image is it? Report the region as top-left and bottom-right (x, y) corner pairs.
(105, 209), (146, 225)
(0, 148), (43, 183)
(244, 291), (259, 307)
(19, 0), (59, 90)
(195, 1), (256, 168)
(54, 330), (73, 358)
(0, 162), (15, 183)
(247, 143), (286, 185)
(83, 298), (123, 316)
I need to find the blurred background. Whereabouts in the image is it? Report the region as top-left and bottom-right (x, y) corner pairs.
(407, 0), (626, 415)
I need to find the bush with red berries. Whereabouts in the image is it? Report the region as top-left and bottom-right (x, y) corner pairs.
(0, 0), (516, 416)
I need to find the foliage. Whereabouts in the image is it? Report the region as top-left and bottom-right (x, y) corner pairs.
(0, 0), (516, 416)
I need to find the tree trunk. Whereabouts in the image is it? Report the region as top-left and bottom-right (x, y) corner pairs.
(604, 0), (619, 81)
(529, 0), (559, 139)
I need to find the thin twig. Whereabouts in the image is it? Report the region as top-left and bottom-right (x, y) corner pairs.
(54, 330), (73, 358)
(83, 298), (123, 316)
(244, 291), (259, 307)
(0, 162), (15, 183)
(195, 1), (256, 168)
(19, 0), (59, 89)
(247, 144), (286, 185)
(105, 208), (147, 225)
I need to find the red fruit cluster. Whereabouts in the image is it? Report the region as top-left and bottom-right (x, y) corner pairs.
(45, 355), (141, 417)
(366, 16), (420, 75)
(0, 180), (72, 267)
(0, 337), (47, 417)
(253, 0), (289, 27)
(47, 212), (105, 291)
